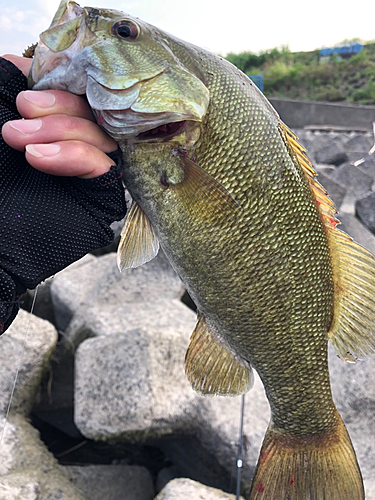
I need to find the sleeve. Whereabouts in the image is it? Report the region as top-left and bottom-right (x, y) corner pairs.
(0, 57), (127, 333)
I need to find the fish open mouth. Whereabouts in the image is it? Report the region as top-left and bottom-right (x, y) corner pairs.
(136, 120), (186, 141)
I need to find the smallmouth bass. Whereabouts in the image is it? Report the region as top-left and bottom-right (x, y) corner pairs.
(29, 2), (375, 498)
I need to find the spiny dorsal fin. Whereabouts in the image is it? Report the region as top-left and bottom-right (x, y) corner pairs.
(326, 227), (375, 361)
(279, 122), (375, 361)
(279, 122), (339, 228)
(185, 313), (253, 396)
(117, 201), (159, 271)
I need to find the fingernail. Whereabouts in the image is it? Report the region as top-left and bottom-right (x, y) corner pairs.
(9, 119), (42, 135)
(26, 144), (61, 158)
(23, 90), (56, 108)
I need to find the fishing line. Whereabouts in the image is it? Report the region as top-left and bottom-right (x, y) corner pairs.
(0, 285), (39, 448)
(236, 394), (245, 500)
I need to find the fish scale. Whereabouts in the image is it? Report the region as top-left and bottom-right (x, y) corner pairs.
(29, 2), (375, 498)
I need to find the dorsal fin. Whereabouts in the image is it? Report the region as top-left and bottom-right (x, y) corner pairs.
(279, 122), (339, 229)
(279, 121), (375, 362)
(185, 313), (253, 396)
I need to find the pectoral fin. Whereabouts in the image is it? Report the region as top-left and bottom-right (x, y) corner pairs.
(170, 153), (240, 221)
(185, 313), (253, 396)
(117, 202), (159, 271)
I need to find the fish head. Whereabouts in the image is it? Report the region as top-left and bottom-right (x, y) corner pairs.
(30, 0), (209, 145)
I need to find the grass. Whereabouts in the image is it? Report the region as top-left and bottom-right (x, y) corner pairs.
(225, 42), (375, 105)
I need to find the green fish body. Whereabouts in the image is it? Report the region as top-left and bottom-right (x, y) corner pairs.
(29, 2), (375, 498)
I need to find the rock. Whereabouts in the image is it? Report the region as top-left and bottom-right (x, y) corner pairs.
(356, 191), (375, 234)
(156, 466), (183, 493)
(338, 213), (375, 256)
(294, 130), (333, 163)
(196, 374), (269, 495)
(50, 254), (110, 331)
(0, 413), (84, 500)
(329, 345), (375, 497)
(330, 163), (373, 213)
(155, 478), (245, 500)
(74, 326), (197, 440)
(61, 465), (154, 500)
(0, 309), (57, 416)
(63, 251), (185, 349)
(345, 133), (374, 154)
(20, 278), (56, 326)
(357, 153), (375, 180)
(314, 139), (348, 165)
(315, 170), (346, 210)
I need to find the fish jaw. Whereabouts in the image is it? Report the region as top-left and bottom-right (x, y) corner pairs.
(29, 0), (209, 144)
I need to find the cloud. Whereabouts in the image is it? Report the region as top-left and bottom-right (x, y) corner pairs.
(0, 7), (52, 56)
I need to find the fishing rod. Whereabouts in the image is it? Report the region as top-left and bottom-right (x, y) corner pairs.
(236, 394), (246, 500)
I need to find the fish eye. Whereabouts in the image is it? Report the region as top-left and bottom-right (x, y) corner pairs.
(112, 20), (139, 40)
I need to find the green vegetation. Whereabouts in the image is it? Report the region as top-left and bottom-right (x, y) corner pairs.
(225, 42), (375, 105)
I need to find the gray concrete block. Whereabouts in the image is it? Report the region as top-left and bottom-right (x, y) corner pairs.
(62, 465), (154, 500)
(338, 213), (375, 256)
(50, 254), (110, 331)
(356, 191), (375, 234)
(0, 413), (84, 500)
(155, 478), (244, 500)
(0, 310), (57, 416)
(315, 171), (346, 210)
(74, 326), (198, 440)
(315, 140), (348, 165)
(329, 345), (375, 495)
(330, 163), (373, 213)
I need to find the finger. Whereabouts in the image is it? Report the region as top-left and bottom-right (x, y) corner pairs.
(2, 54), (32, 77)
(16, 90), (95, 121)
(25, 140), (117, 179)
(2, 114), (117, 153)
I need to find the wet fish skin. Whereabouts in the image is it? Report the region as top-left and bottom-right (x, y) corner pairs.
(29, 3), (375, 498)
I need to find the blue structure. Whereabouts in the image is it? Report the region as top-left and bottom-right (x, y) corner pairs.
(248, 74), (264, 92)
(319, 41), (363, 60)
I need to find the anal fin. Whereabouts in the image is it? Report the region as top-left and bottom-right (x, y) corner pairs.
(117, 202), (159, 271)
(185, 313), (253, 396)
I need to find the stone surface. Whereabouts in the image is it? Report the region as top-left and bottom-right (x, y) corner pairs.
(62, 251), (185, 349)
(50, 254), (110, 331)
(338, 213), (375, 256)
(314, 139), (348, 165)
(315, 170), (346, 210)
(330, 163), (373, 213)
(329, 345), (375, 496)
(61, 465), (154, 500)
(74, 326), (197, 440)
(345, 133), (374, 154)
(0, 413), (84, 500)
(356, 191), (375, 234)
(155, 478), (244, 500)
(20, 278), (56, 326)
(0, 309), (57, 416)
(357, 153), (375, 180)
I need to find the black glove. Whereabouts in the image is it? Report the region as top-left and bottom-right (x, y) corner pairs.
(0, 58), (126, 333)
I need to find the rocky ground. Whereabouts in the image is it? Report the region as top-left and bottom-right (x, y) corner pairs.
(0, 127), (374, 499)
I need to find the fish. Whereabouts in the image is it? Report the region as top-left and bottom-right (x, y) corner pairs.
(28, 2), (375, 498)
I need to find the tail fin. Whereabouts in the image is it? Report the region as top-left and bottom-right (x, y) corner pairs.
(249, 411), (364, 500)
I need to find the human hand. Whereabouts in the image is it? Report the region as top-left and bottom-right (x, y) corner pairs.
(1, 54), (117, 179)
(0, 54), (126, 333)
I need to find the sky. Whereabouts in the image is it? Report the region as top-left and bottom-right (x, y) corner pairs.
(1, 0), (374, 58)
